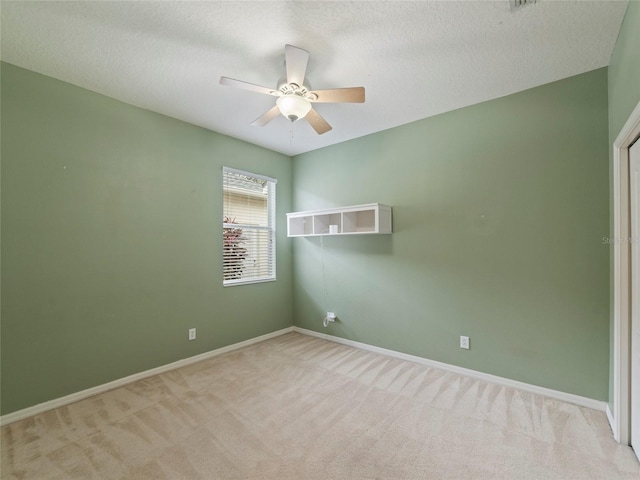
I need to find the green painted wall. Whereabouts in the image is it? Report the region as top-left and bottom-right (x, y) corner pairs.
(1, 30), (622, 413)
(0, 62), (293, 415)
(607, 0), (640, 409)
(292, 68), (610, 400)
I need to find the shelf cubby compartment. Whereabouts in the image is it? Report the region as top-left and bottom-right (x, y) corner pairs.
(287, 215), (314, 236)
(313, 213), (342, 234)
(343, 209), (375, 233)
(287, 203), (392, 237)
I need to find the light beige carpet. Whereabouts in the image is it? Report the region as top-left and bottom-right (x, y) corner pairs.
(1, 332), (639, 479)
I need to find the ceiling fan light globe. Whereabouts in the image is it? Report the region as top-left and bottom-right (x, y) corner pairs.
(276, 94), (311, 122)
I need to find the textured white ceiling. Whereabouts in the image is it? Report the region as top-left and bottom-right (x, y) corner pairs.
(0, 1), (629, 156)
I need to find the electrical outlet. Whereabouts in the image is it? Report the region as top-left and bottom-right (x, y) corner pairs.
(188, 328), (196, 341)
(460, 336), (470, 350)
(327, 312), (336, 320)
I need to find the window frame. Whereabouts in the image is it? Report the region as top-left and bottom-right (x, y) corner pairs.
(222, 166), (277, 287)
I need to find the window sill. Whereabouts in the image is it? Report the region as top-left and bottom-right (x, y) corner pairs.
(223, 277), (276, 287)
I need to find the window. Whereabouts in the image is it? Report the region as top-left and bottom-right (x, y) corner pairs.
(222, 167), (276, 286)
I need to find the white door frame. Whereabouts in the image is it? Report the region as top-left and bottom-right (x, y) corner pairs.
(612, 100), (640, 445)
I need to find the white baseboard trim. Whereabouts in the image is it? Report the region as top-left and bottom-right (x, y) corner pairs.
(2, 325), (607, 426)
(293, 327), (608, 412)
(0, 326), (294, 427)
(606, 404), (617, 439)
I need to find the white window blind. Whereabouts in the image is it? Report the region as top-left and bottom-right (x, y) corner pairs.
(222, 167), (276, 286)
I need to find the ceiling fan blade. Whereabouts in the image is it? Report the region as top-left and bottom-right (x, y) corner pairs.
(309, 87), (365, 103)
(251, 105), (281, 127)
(220, 77), (279, 96)
(305, 108), (332, 135)
(285, 44), (309, 87)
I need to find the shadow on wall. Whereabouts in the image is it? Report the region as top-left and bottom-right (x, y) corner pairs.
(294, 286), (361, 338)
(293, 202), (459, 255)
(294, 287), (325, 327)
(392, 202), (507, 236)
(304, 233), (393, 255)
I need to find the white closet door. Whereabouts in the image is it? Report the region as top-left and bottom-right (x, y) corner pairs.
(630, 137), (640, 462)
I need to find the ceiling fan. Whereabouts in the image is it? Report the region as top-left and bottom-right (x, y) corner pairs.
(220, 44), (365, 135)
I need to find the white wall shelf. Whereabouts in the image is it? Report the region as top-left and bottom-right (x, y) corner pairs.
(287, 203), (392, 237)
